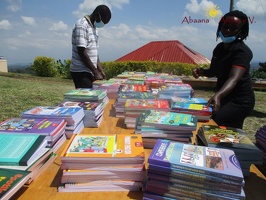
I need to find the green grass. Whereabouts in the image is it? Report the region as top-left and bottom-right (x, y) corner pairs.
(1, 72), (265, 142)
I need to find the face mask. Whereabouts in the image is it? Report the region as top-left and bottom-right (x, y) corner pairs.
(94, 20), (105, 28)
(218, 31), (237, 43)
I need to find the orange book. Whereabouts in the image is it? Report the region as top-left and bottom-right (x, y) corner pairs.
(60, 134), (145, 164)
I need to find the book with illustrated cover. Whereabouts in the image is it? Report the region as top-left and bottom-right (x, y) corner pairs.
(170, 97), (208, 108)
(124, 99), (170, 111)
(60, 134), (145, 164)
(64, 88), (107, 101)
(170, 103), (212, 122)
(21, 106), (84, 126)
(197, 125), (263, 154)
(0, 134), (47, 166)
(148, 139), (244, 182)
(0, 118), (66, 137)
(136, 110), (197, 131)
(117, 92), (155, 103)
(158, 84), (193, 93)
(0, 168), (31, 200)
(58, 101), (103, 117)
(118, 84), (152, 93)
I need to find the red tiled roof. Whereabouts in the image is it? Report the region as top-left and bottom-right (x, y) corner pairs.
(116, 40), (210, 65)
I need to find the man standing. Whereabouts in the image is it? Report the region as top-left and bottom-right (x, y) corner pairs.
(70, 5), (111, 88)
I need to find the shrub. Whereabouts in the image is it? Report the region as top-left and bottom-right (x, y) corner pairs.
(31, 56), (59, 77)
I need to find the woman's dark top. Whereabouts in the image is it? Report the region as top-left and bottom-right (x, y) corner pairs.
(204, 40), (255, 107)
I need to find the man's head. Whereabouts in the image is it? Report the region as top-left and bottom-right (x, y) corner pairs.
(216, 10), (249, 42)
(92, 5), (111, 28)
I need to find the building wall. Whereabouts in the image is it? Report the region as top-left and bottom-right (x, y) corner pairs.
(0, 60), (8, 72)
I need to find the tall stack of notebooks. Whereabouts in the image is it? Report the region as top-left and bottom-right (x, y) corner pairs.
(0, 117), (67, 152)
(21, 106), (84, 137)
(113, 84), (154, 118)
(255, 125), (266, 175)
(124, 99), (170, 129)
(143, 139), (246, 200)
(135, 110), (198, 148)
(58, 134), (146, 192)
(58, 101), (103, 132)
(196, 124), (263, 176)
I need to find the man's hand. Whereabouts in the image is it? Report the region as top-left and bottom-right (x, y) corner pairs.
(94, 72), (103, 80)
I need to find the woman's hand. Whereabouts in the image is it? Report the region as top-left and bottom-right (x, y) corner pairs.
(208, 94), (221, 113)
(192, 68), (203, 79)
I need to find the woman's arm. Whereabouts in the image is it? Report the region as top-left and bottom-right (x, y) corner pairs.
(207, 66), (246, 112)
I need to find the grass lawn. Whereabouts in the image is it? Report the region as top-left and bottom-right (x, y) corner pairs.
(1, 72), (265, 142)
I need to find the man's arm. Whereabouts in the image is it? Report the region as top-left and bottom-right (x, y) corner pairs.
(97, 57), (106, 79)
(77, 47), (103, 79)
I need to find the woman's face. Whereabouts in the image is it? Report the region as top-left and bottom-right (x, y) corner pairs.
(221, 16), (243, 37)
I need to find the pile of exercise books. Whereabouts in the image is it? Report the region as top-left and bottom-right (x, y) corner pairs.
(63, 88), (109, 108)
(143, 139), (246, 200)
(58, 101), (103, 132)
(254, 125), (266, 175)
(135, 110), (198, 148)
(124, 99), (170, 129)
(113, 85), (154, 118)
(0, 133), (57, 185)
(0, 117), (67, 152)
(196, 124), (263, 176)
(93, 79), (126, 99)
(171, 103), (212, 122)
(58, 134), (146, 192)
(157, 83), (194, 100)
(170, 96), (208, 107)
(21, 106), (84, 128)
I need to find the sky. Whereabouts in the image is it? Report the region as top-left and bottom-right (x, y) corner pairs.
(0, 0), (266, 65)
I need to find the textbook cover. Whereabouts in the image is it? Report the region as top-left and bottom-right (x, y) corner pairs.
(137, 110), (197, 131)
(60, 134), (145, 164)
(0, 168), (31, 200)
(0, 118), (65, 136)
(148, 139), (244, 182)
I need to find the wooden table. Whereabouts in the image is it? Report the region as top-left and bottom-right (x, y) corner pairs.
(11, 99), (266, 200)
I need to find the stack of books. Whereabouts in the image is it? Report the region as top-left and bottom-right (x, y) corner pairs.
(255, 125), (266, 175)
(0, 117), (67, 152)
(21, 106), (84, 136)
(170, 96), (208, 107)
(135, 110), (198, 148)
(157, 83), (194, 100)
(59, 101), (103, 131)
(143, 139), (246, 200)
(124, 99), (170, 129)
(93, 79), (126, 99)
(171, 103), (212, 122)
(63, 88), (109, 109)
(144, 76), (165, 88)
(113, 85), (154, 118)
(0, 134), (56, 185)
(196, 124), (263, 176)
(58, 134), (146, 192)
